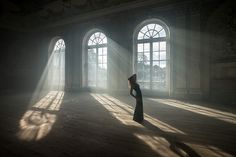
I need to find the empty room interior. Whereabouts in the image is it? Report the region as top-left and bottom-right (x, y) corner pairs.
(1, 0), (236, 157)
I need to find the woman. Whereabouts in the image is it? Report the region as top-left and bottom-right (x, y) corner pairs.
(128, 74), (144, 123)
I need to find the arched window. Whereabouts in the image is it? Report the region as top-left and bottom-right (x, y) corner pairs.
(134, 20), (170, 92)
(49, 38), (65, 91)
(87, 32), (107, 88)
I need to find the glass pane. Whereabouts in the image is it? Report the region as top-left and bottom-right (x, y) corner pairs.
(103, 64), (107, 70)
(153, 32), (159, 38)
(98, 56), (102, 64)
(138, 32), (144, 40)
(160, 41), (166, 51)
(144, 52), (150, 61)
(160, 51), (166, 60)
(155, 24), (163, 32)
(152, 61), (159, 82)
(100, 33), (105, 39)
(98, 48), (103, 56)
(102, 37), (107, 44)
(153, 42), (159, 51)
(103, 47), (107, 55)
(144, 61), (150, 81)
(140, 82), (150, 89)
(97, 66), (107, 88)
(98, 63), (103, 69)
(153, 52), (159, 60)
(159, 29), (166, 37)
(103, 56), (107, 63)
(88, 39), (93, 46)
(90, 34), (95, 41)
(147, 24), (155, 30)
(141, 26), (148, 33)
(95, 32), (100, 38)
(143, 33), (150, 39)
(144, 43), (150, 52)
(138, 53), (143, 61)
(149, 30), (154, 37)
(138, 44), (143, 52)
(137, 62), (144, 81)
(88, 48), (96, 63)
(88, 62), (96, 87)
(160, 61), (166, 68)
(89, 32), (107, 45)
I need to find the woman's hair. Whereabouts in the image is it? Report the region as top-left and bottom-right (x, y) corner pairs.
(128, 74), (137, 85)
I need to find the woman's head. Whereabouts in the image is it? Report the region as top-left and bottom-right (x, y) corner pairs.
(128, 74), (137, 86)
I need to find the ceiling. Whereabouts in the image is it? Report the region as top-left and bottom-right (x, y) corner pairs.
(0, 0), (196, 31)
(0, 0), (146, 30)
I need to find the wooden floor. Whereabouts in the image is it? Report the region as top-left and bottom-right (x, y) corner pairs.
(0, 91), (236, 157)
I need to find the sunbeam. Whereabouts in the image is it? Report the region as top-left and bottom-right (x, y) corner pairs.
(149, 98), (236, 125)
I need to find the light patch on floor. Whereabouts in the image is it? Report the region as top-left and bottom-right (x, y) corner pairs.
(149, 98), (236, 125)
(92, 93), (185, 134)
(17, 91), (64, 141)
(91, 93), (235, 157)
(187, 143), (235, 157)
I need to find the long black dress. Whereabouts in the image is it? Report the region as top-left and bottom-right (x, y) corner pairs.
(131, 83), (144, 123)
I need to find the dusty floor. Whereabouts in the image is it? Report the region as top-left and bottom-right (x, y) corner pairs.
(0, 91), (236, 157)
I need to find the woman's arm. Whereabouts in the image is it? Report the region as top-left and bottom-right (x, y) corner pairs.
(130, 88), (136, 98)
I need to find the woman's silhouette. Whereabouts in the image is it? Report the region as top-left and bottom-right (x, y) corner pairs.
(128, 74), (144, 123)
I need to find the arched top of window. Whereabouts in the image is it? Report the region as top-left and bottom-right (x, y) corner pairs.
(53, 39), (65, 52)
(88, 32), (107, 46)
(137, 23), (166, 40)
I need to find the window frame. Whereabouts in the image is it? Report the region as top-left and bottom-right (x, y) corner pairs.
(83, 29), (108, 89)
(133, 19), (171, 95)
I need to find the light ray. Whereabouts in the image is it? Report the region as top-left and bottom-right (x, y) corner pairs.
(149, 98), (236, 124)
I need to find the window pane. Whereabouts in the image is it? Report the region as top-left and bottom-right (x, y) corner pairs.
(153, 33), (159, 38)
(144, 61), (150, 81)
(160, 51), (166, 60)
(160, 61), (166, 68)
(143, 33), (150, 39)
(98, 56), (102, 64)
(140, 26), (148, 33)
(98, 48), (103, 56)
(144, 52), (150, 61)
(98, 63), (103, 69)
(103, 56), (107, 63)
(103, 47), (107, 55)
(137, 62), (144, 81)
(160, 42), (166, 51)
(88, 39), (93, 46)
(138, 44), (143, 52)
(103, 64), (107, 70)
(88, 62), (96, 87)
(144, 43), (150, 52)
(153, 42), (159, 51)
(89, 32), (107, 45)
(138, 32), (144, 40)
(159, 29), (166, 37)
(147, 24), (155, 30)
(138, 52), (143, 61)
(152, 61), (159, 81)
(88, 48), (96, 63)
(102, 37), (107, 44)
(155, 24), (163, 32)
(153, 52), (159, 60)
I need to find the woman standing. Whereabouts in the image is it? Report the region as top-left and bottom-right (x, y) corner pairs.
(128, 74), (144, 123)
